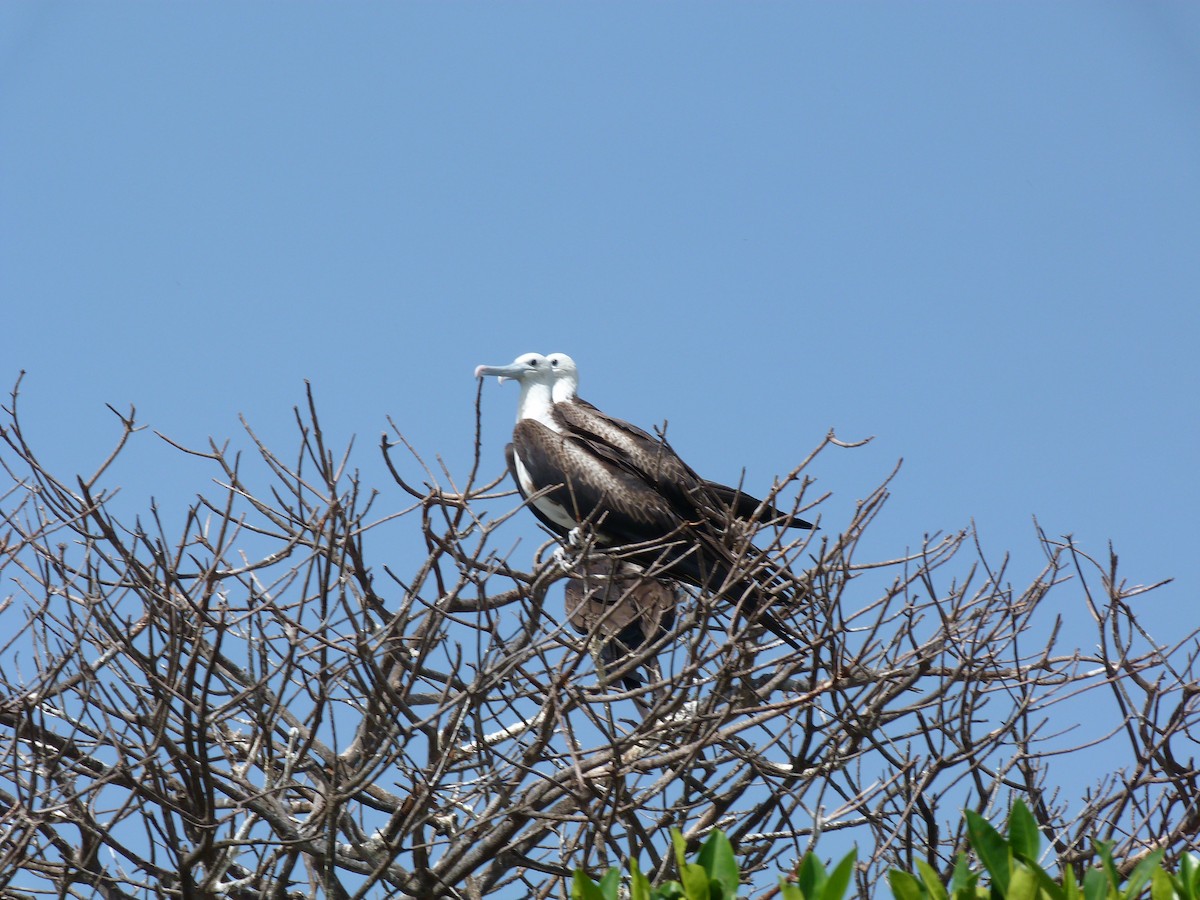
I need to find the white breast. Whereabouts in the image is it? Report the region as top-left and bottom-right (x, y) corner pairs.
(513, 453), (579, 531)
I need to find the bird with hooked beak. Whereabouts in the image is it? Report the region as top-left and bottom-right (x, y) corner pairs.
(475, 352), (814, 651)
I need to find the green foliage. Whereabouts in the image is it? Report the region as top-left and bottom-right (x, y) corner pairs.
(1161, 854), (1200, 900)
(958, 802), (1175, 900)
(782, 846), (858, 900)
(571, 803), (1194, 900)
(571, 829), (741, 900)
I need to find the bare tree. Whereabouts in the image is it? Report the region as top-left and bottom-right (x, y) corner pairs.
(0, 377), (1195, 899)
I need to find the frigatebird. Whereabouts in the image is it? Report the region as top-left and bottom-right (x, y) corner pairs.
(475, 352), (814, 649)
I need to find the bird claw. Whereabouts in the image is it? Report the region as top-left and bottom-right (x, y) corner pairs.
(552, 544), (580, 573)
(551, 527), (588, 573)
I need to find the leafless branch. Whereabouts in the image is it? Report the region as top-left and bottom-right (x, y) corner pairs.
(0, 380), (1193, 899)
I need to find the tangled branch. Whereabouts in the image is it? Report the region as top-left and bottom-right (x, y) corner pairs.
(0, 380), (1192, 899)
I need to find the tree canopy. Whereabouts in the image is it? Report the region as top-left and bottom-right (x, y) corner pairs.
(0, 381), (1194, 899)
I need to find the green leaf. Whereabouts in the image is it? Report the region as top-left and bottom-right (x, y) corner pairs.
(580, 819), (1196, 900)
(965, 810), (1012, 894)
(948, 852), (980, 900)
(821, 850), (858, 900)
(1009, 865), (1039, 900)
(598, 868), (621, 900)
(914, 859), (949, 900)
(1062, 864), (1079, 900)
(572, 870), (608, 900)
(672, 828), (688, 864)
(1094, 841), (1120, 898)
(697, 830), (740, 899)
(1025, 857), (1067, 900)
(798, 852), (829, 900)
(1008, 801), (1041, 864)
(890, 869), (928, 900)
(1151, 869), (1175, 900)
(1123, 851), (1166, 900)
(672, 830), (711, 900)
(1084, 867), (1111, 900)
(630, 859), (652, 900)
(1180, 855), (1200, 900)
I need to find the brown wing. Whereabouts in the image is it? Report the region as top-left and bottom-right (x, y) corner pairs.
(565, 557), (679, 689)
(511, 419), (684, 542)
(560, 399), (815, 527)
(505, 442), (572, 537)
(554, 398), (725, 520)
(565, 557), (678, 642)
(513, 420), (802, 650)
(703, 481), (815, 530)
(513, 422), (745, 594)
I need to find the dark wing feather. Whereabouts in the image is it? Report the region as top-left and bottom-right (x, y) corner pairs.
(505, 442), (571, 537)
(557, 398), (814, 529)
(513, 421), (741, 591)
(703, 481), (815, 530)
(565, 557), (679, 689)
(564, 397), (662, 446)
(554, 399), (722, 520)
(512, 419), (684, 543)
(511, 417), (803, 651)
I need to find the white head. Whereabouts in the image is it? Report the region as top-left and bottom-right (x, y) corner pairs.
(546, 352), (579, 403)
(474, 352), (555, 425)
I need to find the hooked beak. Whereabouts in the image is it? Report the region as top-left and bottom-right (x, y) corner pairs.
(474, 363), (525, 385)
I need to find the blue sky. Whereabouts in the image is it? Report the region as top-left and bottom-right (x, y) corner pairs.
(2, 0), (1198, 866)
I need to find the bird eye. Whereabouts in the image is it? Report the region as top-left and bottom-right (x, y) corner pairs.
(550, 358), (559, 367)
(528, 358), (538, 367)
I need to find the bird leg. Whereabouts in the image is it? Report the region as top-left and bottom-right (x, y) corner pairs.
(551, 526), (589, 573)
(551, 545), (576, 573)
